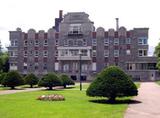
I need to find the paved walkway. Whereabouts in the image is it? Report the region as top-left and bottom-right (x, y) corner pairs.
(0, 87), (46, 95)
(125, 82), (160, 118)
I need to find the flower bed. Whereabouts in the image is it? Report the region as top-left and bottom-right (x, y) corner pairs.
(37, 94), (65, 101)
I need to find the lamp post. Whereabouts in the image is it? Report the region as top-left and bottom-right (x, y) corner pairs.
(79, 51), (82, 91)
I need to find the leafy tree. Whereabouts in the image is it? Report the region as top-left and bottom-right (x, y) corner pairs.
(38, 73), (62, 90)
(0, 73), (6, 85)
(24, 73), (39, 88)
(0, 52), (9, 72)
(154, 43), (160, 70)
(2, 71), (24, 89)
(86, 66), (138, 103)
(60, 74), (75, 88)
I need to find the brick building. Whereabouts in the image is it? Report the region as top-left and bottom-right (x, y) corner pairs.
(8, 10), (159, 81)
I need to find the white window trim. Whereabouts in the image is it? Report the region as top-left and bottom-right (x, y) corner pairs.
(114, 50), (119, 57)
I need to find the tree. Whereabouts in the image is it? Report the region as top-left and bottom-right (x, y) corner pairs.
(0, 52), (9, 72)
(0, 73), (6, 85)
(24, 73), (39, 88)
(86, 66), (138, 103)
(38, 73), (62, 90)
(60, 74), (75, 88)
(2, 71), (24, 89)
(154, 43), (160, 70)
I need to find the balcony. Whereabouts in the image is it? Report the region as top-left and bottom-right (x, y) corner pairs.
(57, 56), (91, 60)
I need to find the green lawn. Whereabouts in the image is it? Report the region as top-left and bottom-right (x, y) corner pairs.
(0, 83), (140, 118)
(156, 81), (160, 85)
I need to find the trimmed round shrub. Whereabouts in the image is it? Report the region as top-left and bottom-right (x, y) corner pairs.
(37, 94), (65, 101)
(24, 73), (39, 88)
(60, 74), (75, 88)
(2, 71), (24, 89)
(86, 66), (138, 102)
(38, 73), (62, 90)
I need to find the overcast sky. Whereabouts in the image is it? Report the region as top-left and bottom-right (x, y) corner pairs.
(0, 0), (160, 54)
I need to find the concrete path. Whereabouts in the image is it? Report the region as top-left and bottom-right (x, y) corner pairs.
(0, 87), (45, 95)
(125, 82), (160, 118)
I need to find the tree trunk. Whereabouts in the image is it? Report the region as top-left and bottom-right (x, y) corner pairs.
(49, 86), (52, 90)
(30, 84), (33, 88)
(64, 84), (66, 88)
(108, 96), (116, 103)
(11, 86), (15, 89)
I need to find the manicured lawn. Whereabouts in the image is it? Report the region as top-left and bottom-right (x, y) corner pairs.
(0, 83), (140, 118)
(156, 81), (160, 85)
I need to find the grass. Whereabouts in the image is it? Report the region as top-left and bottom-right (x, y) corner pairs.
(0, 83), (138, 118)
(156, 81), (160, 85)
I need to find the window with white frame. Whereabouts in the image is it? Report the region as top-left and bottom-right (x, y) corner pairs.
(114, 50), (119, 57)
(69, 24), (81, 34)
(92, 50), (96, 57)
(104, 38), (109, 45)
(83, 39), (87, 46)
(43, 50), (48, 57)
(43, 40), (48, 46)
(9, 51), (18, 57)
(127, 63), (136, 70)
(138, 49), (147, 57)
(61, 50), (68, 56)
(138, 37), (148, 45)
(35, 40), (39, 46)
(11, 40), (18, 47)
(81, 50), (88, 56)
(82, 64), (88, 72)
(104, 50), (109, 57)
(126, 38), (131, 44)
(114, 38), (119, 45)
(63, 64), (69, 72)
(55, 50), (58, 57)
(34, 51), (39, 57)
(92, 39), (97, 46)
(126, 49), (131, 55)
(24, 51), (27, 57)
(64, 40), (68, 46)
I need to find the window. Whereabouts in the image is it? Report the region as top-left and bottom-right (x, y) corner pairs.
(24, 40), (27, 46)
(35, 51), (39, 57)
(138, 49), (147, 57)
(64, 40), (68, 46)
(11, 40), (18, 47)
(63, 64), (69, 72)
(92, 50), (96, 57)
(92, 39), (97, 46)
(126, 49), (131, 55)
(104, 38), (109, 45)
(114, 50), (119, 57)
(104, 50), (109, 57)
(83, 39), (87, 46)
(24, 51), (27, 57)
(61, 50), (68, 56)
(43, 63), (47, 70)
(35, 40), (39, 46)
(69, 24), (81, 34)
(70, 50), (79, 56)
(82, 64), (88, 72)
(81, 50), (88, 56)
(9, 51), (18, 57)
(127, 63), (136, 70)
(43, 51), (48, 57)
(55, 40), (58, 46)
(126, 38), (131, 44)
(138, 37), (148, 45)
(43, 40), (48, 46)
(55, 51), (58, 57)
(114, 38), (119, 45)
(34, 63), (38, 70)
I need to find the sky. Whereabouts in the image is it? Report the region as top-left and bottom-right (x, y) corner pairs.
(0, 0), (160, 55)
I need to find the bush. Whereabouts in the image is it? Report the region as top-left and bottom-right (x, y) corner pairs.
(0, 73), (6, 85)
(2, 71), (24, 89)
(60, 74), (75, 88)
(24, 73), (39, 88)
(86, 66), (138, 103)
(38, 73), (62, 90)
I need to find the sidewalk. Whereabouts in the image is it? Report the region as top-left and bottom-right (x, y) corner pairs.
(125, 82), (160, 118)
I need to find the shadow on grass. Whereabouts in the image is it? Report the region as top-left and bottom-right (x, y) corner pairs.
(89, 99), (142, 105)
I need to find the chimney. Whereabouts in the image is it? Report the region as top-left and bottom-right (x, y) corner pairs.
(59, 10), (63, 19)
(115, 18), (119, 31)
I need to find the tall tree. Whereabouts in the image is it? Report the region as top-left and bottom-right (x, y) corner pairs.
(154, 43), (160, 70)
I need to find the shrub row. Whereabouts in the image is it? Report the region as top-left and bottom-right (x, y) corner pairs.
(0, 71), (75, 90)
